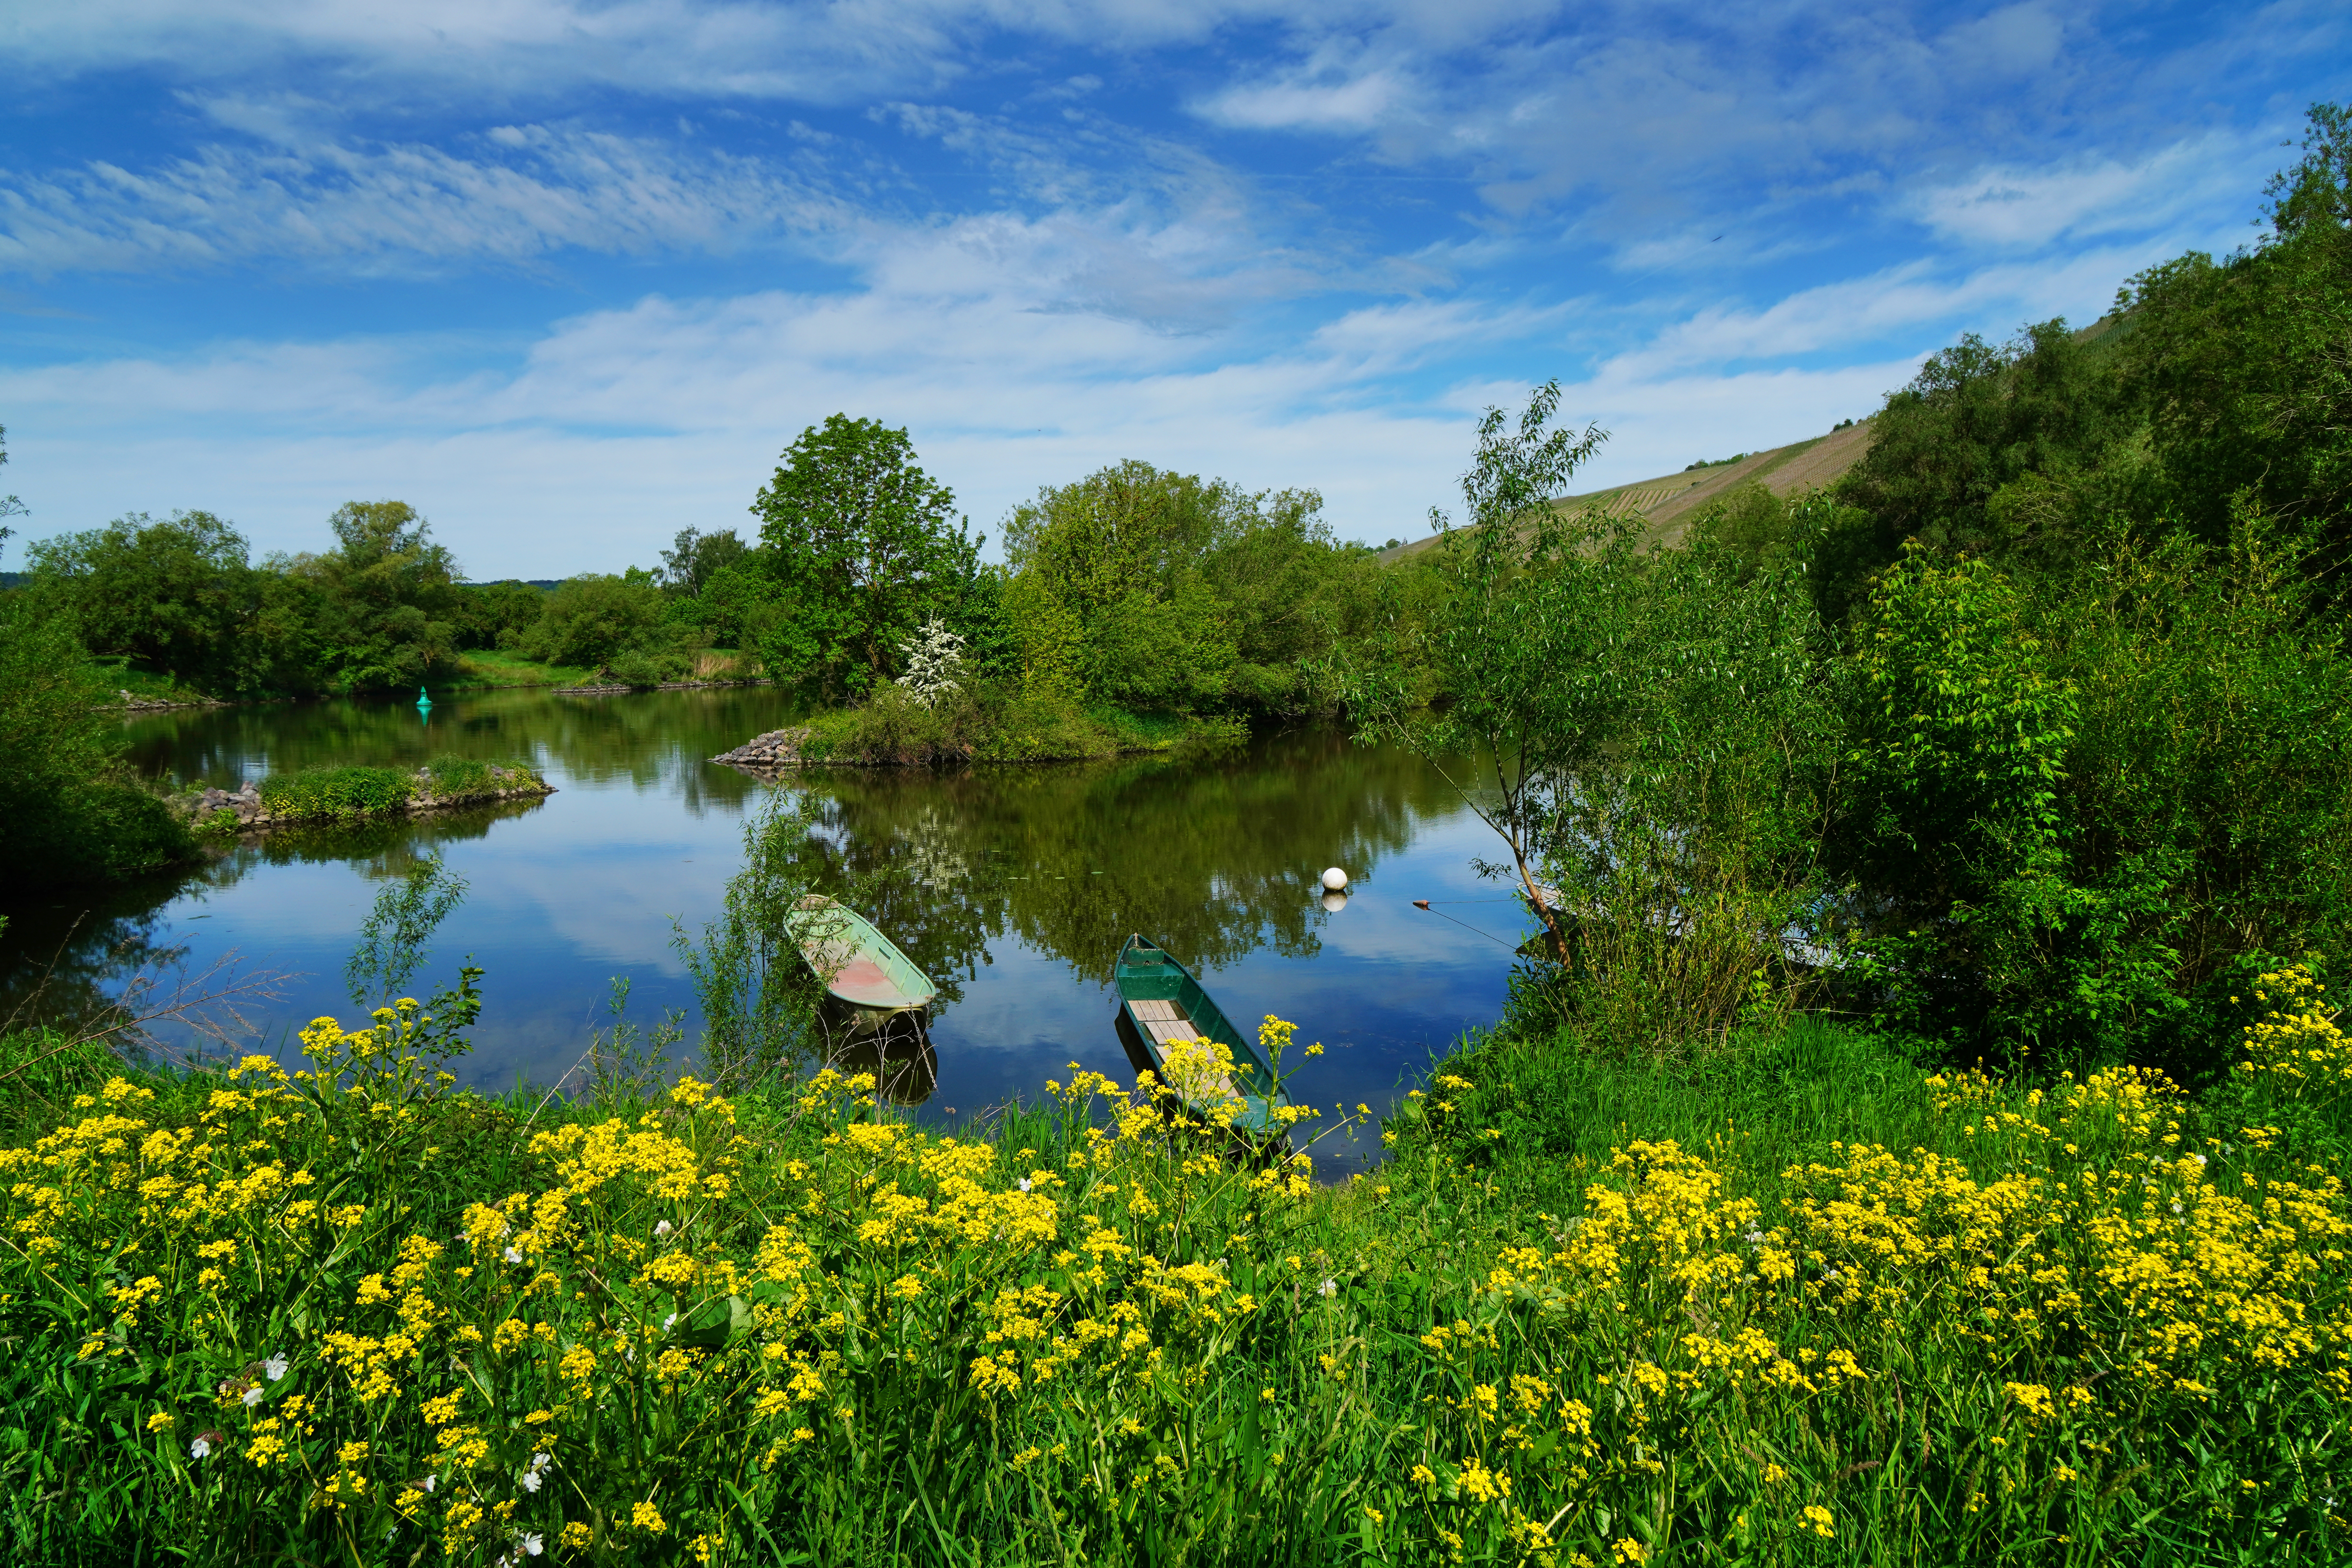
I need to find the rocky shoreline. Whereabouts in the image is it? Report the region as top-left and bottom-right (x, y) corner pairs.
(710, 727), (815, 769)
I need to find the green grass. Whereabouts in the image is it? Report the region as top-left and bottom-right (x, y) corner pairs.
(256, 764), (414, 821)
(445, 650), (601, 691)
(247, 758), (546, 822)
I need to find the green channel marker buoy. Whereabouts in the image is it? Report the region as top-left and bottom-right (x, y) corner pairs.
(416, 685), (432, 708)
(416, 685), (433, 728)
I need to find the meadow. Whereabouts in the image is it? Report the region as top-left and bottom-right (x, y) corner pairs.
(2, 961), (2345, 1566)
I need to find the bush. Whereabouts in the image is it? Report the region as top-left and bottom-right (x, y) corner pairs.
(0, 593), (194, 888)
(606, 646), (691, 689)
(417, 758), (544, 804)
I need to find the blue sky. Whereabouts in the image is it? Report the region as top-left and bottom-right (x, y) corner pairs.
(1, 1), (2344, 577)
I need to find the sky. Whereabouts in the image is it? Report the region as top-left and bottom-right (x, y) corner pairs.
(0, 1), (2345, 577)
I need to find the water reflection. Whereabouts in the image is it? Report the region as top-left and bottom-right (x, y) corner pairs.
(4, 688), (1524, 1172)
(788, 730), (1453, 1007)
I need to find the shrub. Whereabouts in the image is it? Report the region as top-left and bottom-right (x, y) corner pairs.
(0, 593), (195, 887)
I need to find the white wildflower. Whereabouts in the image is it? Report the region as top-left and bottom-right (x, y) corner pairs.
(504, 1246), (523, 1264)
(264, 1356), (290, 1382)
(653, 1219), (673, 1239)
(521, 1536), (544, 1558)
(1018, 1178), (1032, 1193)
(1318, 1278), (1337, 1298)
(520, 1470), (543, 1493)
(663, 1314), (678, 1332)
(190, 1437), (212, 1461)
(241, 1387), (263, 1408)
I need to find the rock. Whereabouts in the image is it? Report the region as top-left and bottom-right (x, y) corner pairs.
(711, 727), (812, 769)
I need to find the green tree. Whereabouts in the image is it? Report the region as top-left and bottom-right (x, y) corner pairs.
(1829, 319), (2132, 610)
(750, 417), (978, 698)
(1347, 381), (1607, 965)
(452, 581), (548, 651)
(658, 527), (750, 597)
(27, 511), (262, 693)
(1001, 461), (1361, 713)
(518, 572), (671, 670)
(2115, 105), (2352, 576)
(275, 501), (466, 691)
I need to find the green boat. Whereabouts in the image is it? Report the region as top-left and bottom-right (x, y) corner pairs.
(786, 896), (938, 1036)
(1112, 935), (1290, 1140)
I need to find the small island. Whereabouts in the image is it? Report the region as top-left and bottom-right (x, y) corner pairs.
(176, 757), (554, 832)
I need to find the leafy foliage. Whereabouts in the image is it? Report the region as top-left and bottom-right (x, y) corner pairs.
(512, 572), (676, 675)
(0, 593), (192, 889)
(750, 416), (979, 700)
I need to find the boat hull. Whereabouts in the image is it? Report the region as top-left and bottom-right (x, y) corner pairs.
(1112, 935), (1289, 1141)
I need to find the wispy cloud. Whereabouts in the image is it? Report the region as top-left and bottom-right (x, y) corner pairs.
(1904, 129), (2275, 249)
(0, 124), (848, 277)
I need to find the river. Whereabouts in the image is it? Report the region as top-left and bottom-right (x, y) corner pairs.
(0, 686), (1535, 1174)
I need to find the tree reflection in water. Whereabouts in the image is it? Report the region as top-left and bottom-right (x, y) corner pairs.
(785, 726), (1454, 1011)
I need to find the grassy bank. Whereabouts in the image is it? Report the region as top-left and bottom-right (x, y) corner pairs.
(447, 650), (762, 694)
(788, 681), (1246, 766)
(0, 965), (2345, 1565)
(81, 657), (218, 708)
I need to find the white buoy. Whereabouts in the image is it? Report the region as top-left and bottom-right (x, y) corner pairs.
(1321, 891), (1348, 914)
(1320, 866), (1349, 892)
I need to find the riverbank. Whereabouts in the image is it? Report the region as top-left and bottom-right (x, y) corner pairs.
(715, 688), (1244, 769)
(0, 970), (2343, 1564)
(174, 757), (553, 831)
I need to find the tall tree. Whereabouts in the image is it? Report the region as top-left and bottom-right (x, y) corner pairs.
(278, 500), (465, 691)
(750, 416), (976, 698)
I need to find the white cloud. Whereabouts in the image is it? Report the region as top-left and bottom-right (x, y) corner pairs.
(1195, 64), (1411, 134)
(1905, 129), (2275, 249)
(0, 125), (846, 277)
(1, 207), (2161, 577)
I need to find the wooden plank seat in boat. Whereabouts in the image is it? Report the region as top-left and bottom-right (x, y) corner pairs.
(1130, 999), (1183, 1023)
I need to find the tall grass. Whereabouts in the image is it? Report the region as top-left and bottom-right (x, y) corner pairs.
(258, 765), (414, 821)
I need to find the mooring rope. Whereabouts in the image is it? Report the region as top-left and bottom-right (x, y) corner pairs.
(1409, 902), (1521, 948)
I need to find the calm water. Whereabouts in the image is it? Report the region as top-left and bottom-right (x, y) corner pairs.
(0, 687), (1535, 1173)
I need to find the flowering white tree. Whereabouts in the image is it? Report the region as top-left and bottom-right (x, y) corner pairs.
(896, 617), (967, 707)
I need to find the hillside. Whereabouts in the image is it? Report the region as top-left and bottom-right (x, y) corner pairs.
(1377, 415), (1875, 562)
